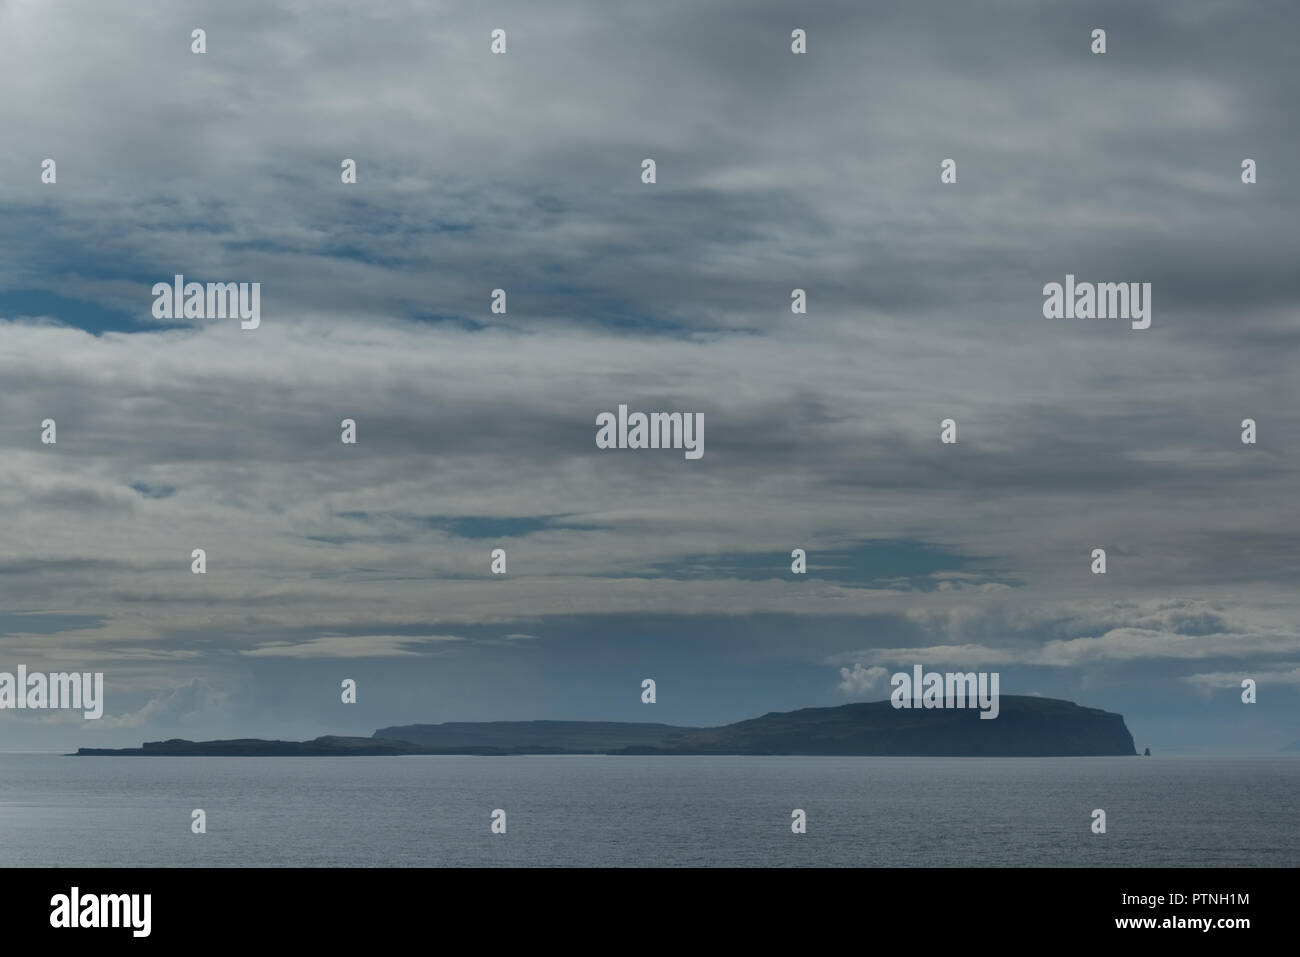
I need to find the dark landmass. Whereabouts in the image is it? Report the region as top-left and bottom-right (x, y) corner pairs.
(374, 720), (695, 752)
(72, 735), (585, 757)
(75, 736), (433, 757)
(75, 695), (1136, 756)
(609, 696), (1136, 757)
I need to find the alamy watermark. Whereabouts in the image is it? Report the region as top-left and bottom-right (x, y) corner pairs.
(595, 404), (703, 459)
(0, 666), (103, 719)
(152, 274), (260, 329)
(890, 665), (1000, 719)
(50, 888), (150, 937)
(1043, 274), (1150, 330)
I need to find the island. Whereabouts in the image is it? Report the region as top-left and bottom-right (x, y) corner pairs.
(74, 695), (1137, 757)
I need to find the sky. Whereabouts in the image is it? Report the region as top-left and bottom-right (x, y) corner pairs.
(0, 0), (1296, 752)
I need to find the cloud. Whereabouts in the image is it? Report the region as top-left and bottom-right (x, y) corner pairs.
(837, 663), (889, 695)
(240, 634), (466, 658)
(1182, 668), (1300, 695)
(95, 678), (231, 730)
(829, 625), (1300, 670)
(0, 0), (1296, 744)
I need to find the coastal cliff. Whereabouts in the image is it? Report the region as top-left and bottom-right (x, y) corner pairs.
(72, 695), (1138, 757)
(381, 696), (1136, 757)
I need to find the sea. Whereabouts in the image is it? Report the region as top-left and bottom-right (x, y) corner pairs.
(0, 753), (1295, 867)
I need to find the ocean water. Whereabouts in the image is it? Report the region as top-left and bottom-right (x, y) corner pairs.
(0, 753), (1294, 867)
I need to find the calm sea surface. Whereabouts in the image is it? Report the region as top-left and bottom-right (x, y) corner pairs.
(0, 754), (1294, 867)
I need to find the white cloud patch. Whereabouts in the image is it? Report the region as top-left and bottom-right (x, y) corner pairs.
(95, 678), (231, 730)
(240, 634), (466, 658)
(1182, 668), (1300, 694)
(837, 663), (889, 695)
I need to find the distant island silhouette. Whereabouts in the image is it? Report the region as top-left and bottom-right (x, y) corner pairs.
(74, 695), (1137, 757)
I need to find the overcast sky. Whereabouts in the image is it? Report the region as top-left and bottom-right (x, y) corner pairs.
(0, 0), (1296, 752)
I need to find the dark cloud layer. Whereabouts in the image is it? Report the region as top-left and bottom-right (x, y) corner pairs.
(0, 1), (1295, 750)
